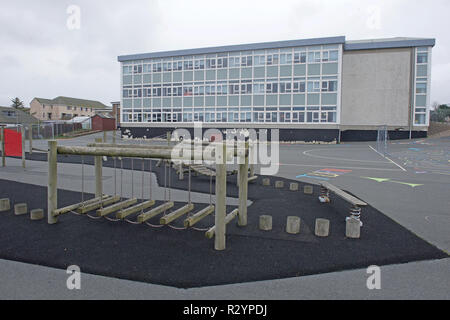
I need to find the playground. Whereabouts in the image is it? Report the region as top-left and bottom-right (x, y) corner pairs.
(0, 130), (448, 297)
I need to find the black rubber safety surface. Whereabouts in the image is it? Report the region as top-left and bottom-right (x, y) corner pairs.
(0, 154), (447, 288)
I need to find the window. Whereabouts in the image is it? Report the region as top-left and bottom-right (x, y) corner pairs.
(266, 82), (278, 93)
(253, 83), (265, 94)
(229, 57), (240, 68)
(294, 52), (306, 63)
(206, 58), (216, 69)
(229, 84), (240, 95)
(184, 60), (193, 70)
(194, 59), (205, 70)
(143, 64), (152, 73)
(152, 63), (162, 72)
(280, 53), (292, 64)
(183, 86), (193, 96)
(322, 50), (339, 62)
(293, 81), (306, 93)
(417, 52), (428, 64)
(280, 82), (292, 93)
(254, 55), (265, 66)
(67, 106), (72, 110)
(152, 87), (161, 97)
(241, 56), (252, 67)
(307, 81), (320, 92)
(133, 65), (142, 74)
(123, 65), (132, 74)
(240, 83), (252, 94)
(123, 88), (133, 98)
(322, 80), (337, 92)
(217, 57), (228, 68)
(308, 52), (321, 63)
(266, 54), (279, 65)
(133, 88), (142, 97)
(416, 83), (427, 94)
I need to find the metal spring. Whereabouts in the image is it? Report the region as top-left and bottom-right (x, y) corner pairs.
(350, 205), (361, 220)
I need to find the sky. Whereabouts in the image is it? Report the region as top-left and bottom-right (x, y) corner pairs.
(0, 0), (449, 108)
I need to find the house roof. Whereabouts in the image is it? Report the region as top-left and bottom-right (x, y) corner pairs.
(33, 96), (109, 109)
(0, 106), (39, 125)
(118, 36), (435, 62)
(92, 113), (114, 119)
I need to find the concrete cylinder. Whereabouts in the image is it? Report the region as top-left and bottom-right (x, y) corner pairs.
(346, 218), (361, 239)
(30, 209), (44, 220)
(286, 216), (301, 234)
(275, 181), (284, 189)
(14, 203), (28, 215)
(0, 198), (10, 212)
(304, 185), (314, 194)
(259, 215), (272, 231)
(262, 178), (270, 186)
(315, 218), (330, 237)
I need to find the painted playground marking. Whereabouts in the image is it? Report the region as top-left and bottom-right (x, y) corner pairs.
(368, 146), (407, 172)
(361, 176), (424, 188)
(278, 162), (403, 172)
(296, 168), (352, 181)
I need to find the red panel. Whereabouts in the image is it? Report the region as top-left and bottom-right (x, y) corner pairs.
(4, 129), (22, 157)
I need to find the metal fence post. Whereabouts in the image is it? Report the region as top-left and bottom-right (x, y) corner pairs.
(48, 140), (58, 224)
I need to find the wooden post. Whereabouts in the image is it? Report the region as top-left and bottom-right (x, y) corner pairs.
(214, 142), (227, 250)
(112, 130), (116, 144)
(95, 138), (103, 198)
(103, 131), (107, 143)
(48, 140), (58, 224)
(21, 126), (25, 168)
(1, 127), (5, 167)
(29, 125), (33, 155)
(167, 131), (171, 146)
(238, 151), (248, 226)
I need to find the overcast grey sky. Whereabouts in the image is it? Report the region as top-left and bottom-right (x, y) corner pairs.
(0, 0), (449, 108)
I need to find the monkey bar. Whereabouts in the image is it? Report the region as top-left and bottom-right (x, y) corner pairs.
(47, 139), (249, 250)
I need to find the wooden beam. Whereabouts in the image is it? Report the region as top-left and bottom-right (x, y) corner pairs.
(160, 203), (194, 225)
(53, 195), (110, 217)
(137, 202), (174, 223)
(184, 205), (214, 227)
(76, 196), (121, 214)
(206, 209), (239, 239)
(96, 198), (137, 217)
(47, 140), (58, 224)
(116, 200), (156, 219)
(248, 175), (258, 183)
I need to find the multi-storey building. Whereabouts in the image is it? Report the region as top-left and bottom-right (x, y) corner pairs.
(118, 36), (434, 141)
(30, 96), (111, 121)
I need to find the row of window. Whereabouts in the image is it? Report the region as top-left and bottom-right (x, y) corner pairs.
(123, 50), (339, 74)
(122, 110), (337, 124)
(414, 48), (430, 125)
(123, 80), (337, 98)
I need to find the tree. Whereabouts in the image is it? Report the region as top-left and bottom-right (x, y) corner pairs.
(10, 97), (24, 109)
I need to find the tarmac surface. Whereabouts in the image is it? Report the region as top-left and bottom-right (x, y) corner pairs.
(0, 132), (449, 299)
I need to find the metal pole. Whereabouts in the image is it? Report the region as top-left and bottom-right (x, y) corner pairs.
(238, 151), (248, 227)
(48, 140), (58, 224)
(103, 131), (107, 143)
(21, 126), (25, 168)
(214, 142), (227, 250)
(95, 138), (103, 198)
(113, 130), (116, 144)
(29, 124), (33, 155)
(1, 127), (5, 167)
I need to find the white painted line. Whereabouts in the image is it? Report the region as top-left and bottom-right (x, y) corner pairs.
(368, 145), (407, 172)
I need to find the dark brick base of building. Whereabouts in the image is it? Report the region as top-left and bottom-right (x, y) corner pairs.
(120, 126), (427, 142)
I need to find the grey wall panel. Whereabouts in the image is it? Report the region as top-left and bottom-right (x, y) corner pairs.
(241, 95), (251, 106)
(341, 48), (412, 126)
(321, 93), (337, 105)
(183, 97), (193, 107)
(293, 94), (305, 105)
(184, 71), (193, 81)
(194, 70), (205, 81)
(241, 68), (252, 79)
(205, 96), (215, 106)
(294, 64), (306, 76)
(307, 64), (321, 76)
(194, 97), (204, 107)
(280, 65), (292, 77)
(229, 96), (239, 106)
(253, 95), (264, 106)
(206, 70), (216, 80)
(123, 75), (132, 85)
(173, 72), (182, 82)
(322, 63), (338, 75)
(266, 94), (278, 106)
(280, 94), (291, 105)
(163, 73), (172, 82)
(143, 74), (151, 83)
(153, 73), (161, 83)
(254, 67), (265, 78)
(267, 66), (278, 77)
